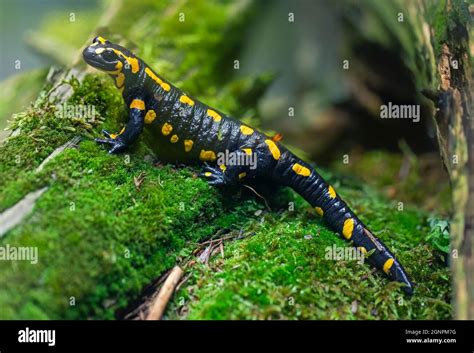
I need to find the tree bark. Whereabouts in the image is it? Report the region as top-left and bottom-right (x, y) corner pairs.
(431, 0), (473, 319)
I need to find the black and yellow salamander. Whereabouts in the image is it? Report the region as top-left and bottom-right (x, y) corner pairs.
(83, 36), (414, 295)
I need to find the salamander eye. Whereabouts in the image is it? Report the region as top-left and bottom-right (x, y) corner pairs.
(101, 50), (116, 61)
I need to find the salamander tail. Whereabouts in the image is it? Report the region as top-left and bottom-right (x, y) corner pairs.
(272, 153), (414, 295)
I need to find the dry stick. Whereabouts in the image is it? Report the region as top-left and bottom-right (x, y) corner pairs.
(123, 268), (174, 320)
(146, 266), (184, 320)
(141, 229), (246, 319)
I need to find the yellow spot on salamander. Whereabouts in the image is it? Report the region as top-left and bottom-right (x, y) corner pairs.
(95, 48), (105, 54)
(162, 123), (173, 136)
(96, 36), (107, 44)
(105, 61), (123, 76)
(199, 150), (217, 162)
(184, 139), (194, 152)
(116, 73), (125, 88)
(179, 95), (195, 106)
(219, 165), (227, 172)
(170, 134), (179, 143)
(315, 207), (324, 217)
(204, 172), (212, 177)
(128, 58), (140, 74)
(328, 185), (336, 198)
(112, 49), (139, 74)
(130, 99), (145, 110)
(265, 139), (280, 160)
(342, 218), (354, 240)
(145, 67), (170, 91)
(238, 172), (246, 179)
(383, 258), (394, 274)
(358, 247), (367, 255)
(207, 109), (222, 122)
(144, 110), (156, 124)
(242, 148), (252, 156)
(292, 163), (311, 177)
(240, 125), (254, 135)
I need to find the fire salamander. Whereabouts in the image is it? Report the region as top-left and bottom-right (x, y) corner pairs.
(83, 36), (414, 295)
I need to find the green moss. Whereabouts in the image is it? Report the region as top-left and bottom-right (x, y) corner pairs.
(0, 139), (234, 319)
(430, 0), (449, 55)
(167, 176), (451, 320)
(0, 74), (121, 211)
(428, 0), (470, 56)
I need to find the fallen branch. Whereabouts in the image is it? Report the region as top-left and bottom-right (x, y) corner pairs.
(146, 266), (184, 320)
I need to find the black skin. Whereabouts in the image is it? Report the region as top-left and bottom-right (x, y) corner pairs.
(83, 36), (414, 295)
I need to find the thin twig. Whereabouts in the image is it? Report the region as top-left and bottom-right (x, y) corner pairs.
(242, 184), (271, 211)
(199, 234), (236, 246)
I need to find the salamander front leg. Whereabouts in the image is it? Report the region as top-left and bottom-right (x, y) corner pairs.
(96, 98), (145, 154)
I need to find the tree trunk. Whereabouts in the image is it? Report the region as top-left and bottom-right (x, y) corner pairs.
(431, 0), (473, 319)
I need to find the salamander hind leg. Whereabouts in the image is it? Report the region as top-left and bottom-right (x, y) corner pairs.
(200, 165), (233, 186)
(200, 149), (257, 187)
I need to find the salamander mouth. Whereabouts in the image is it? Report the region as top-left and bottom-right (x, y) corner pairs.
(88, 58), (111, 69)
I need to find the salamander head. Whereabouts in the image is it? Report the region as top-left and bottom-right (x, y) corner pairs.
(82, 36), (140, 77)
